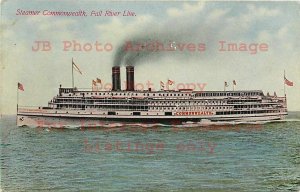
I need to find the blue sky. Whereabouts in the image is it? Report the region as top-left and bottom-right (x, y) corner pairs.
(1, 1), (300, 114)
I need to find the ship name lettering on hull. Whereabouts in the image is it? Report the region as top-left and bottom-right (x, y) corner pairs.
(175, 111), (213, 116)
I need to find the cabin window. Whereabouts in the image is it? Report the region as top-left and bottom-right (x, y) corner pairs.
(165, 112), (172, 116)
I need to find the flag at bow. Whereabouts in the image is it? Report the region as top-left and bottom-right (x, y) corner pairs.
(168, 79), (174, 85)
(284, 76), (293, 86)
(72, 59), (82, 75)
(18, 82), (24, 91)
(233, 80), (236, 85)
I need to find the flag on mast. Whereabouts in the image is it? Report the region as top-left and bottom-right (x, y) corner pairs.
(96, 78), (102, 84)
(72, 59), (82, 75)
(92, 80), (97, 91)
(284, 76), (293, 86)
(92, 80), (97, 86)
(160, 81), (165, 90)
(232, 80), (236, 91)
(168, 79), (174, 85)
(224, 81), (229, 87)
(18, 82), (24, 91)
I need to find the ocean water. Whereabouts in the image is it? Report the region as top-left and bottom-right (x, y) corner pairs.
(1, 113), (300, 192)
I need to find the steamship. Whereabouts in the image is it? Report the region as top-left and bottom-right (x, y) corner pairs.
(17, 66), (287, 127)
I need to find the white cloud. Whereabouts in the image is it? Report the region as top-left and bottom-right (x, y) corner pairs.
(94, 14), (156, 70)
(25, 16), (77, 35)
(1, 22), (16, 39)
(207, 8), (230, 23)
(247, 4), (280, 17)
(95, 14), (154, 42)
(257, 30), (272, 42)
(40, 19), (76, 31)
(221, 4), (281, 40)
(167, 2), (205, 17)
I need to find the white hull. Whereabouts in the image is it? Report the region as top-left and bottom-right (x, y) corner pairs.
(17, 112), (286, 128)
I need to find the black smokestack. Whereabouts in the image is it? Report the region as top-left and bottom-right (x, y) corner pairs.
(126, 66), (134, 91)
(112, 66), (121, 91)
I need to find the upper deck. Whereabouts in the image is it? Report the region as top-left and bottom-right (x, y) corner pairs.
(58, 87), (266, 100)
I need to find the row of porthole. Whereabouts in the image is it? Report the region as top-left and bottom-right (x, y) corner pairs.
(57, 111), (162, 116)
(71, 92), (261, 97)
(151, 101), (226, 105)
(196, 92), (261, 97)
(150, 106), (231, 110)
(78, 92), (192, 97)
(57, 98), (226, 105)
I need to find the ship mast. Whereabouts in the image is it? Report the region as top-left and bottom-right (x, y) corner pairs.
(284, 70), (286, 96)
(16, 84), (19, 113)
(72, 58), (74, 88)
(16, 83), (20, 125)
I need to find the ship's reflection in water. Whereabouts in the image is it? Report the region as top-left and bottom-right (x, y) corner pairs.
(40, 121), (265, 132)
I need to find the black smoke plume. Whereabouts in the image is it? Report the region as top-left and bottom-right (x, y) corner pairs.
(113, 8), (218, 66)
